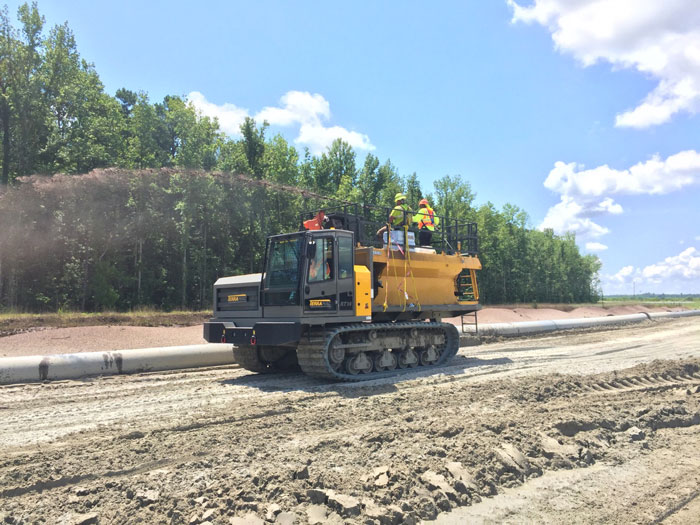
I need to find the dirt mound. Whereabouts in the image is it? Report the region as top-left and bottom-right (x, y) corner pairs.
(0, 304), (692, 358)
(0, 325), (204, 358)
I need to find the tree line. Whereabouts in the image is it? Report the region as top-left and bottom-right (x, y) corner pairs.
(0, 3), (601, 311)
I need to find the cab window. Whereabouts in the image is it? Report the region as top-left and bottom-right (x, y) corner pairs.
(308, 237), (333, 282)
(266, 236), (302, 289)
(338, 236), (353, 279)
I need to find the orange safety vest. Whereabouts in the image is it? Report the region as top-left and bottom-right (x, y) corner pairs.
(418, 206), (436, 230)
(310, 260), (331, 280)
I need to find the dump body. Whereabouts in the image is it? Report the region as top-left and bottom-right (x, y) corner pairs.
(355, 245), (481, 322)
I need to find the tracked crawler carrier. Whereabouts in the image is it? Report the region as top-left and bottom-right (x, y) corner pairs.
(203, 204), (481, 381)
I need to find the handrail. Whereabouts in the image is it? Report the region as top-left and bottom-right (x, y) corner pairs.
(298, 203), (478, 255)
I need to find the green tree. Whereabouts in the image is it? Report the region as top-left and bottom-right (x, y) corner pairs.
(0, 2), (46, 184)
(164, 96), (222, 170)
(403, 172), (422, 208)
(120, 93), (174, 168)
(432, 175), (475, 221)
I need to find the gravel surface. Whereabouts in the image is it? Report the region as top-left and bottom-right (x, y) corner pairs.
(0, 316), (699, 524)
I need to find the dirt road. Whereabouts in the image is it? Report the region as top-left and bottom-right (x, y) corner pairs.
(1, 317), (699, 524)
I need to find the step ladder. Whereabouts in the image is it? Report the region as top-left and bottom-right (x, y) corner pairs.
(456, 269), (478, 302)
(460, 310), (478, 336)
(456, 268), (479, 335)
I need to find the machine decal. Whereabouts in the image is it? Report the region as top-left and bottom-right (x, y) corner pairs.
(227, 293), (247, 302)
(306, 297), (335, 310)
(339, 291), (353, 311)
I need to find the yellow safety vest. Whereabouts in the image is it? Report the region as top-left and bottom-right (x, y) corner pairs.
(389, 204), (412, 227)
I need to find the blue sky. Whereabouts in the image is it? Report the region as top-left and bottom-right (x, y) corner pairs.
(6, 0), (700, 294)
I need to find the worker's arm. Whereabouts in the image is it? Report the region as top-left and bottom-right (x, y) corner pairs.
(388, 206), (401, 224)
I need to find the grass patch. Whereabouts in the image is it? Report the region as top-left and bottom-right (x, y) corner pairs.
(0, 310), (210, 334)
(486, 301), (700, 311)
(599, 299), (700, 310)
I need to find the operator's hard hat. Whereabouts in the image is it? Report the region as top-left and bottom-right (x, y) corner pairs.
(394, 193), (407, 202)
(419, 198), (429, 206)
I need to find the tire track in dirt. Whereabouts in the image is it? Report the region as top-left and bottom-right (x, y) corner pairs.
(0, 317), (699, 524)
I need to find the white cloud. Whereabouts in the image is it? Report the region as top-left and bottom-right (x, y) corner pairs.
(256, 91), (330, 127)
(187, 91), (249, 136)
(188, 90), (374, 154)
(256, 91), (374, 154)
(544, 151), (700, 198)
(540, 196), (612, 238)
(296, 123), (374, 154)
(641, 247), (700, 283)
(509, 0), (700, 128)
(540, 150), (700, 238)
(586, 242), (608, 251)
(608, 265), (637, 284)
(603, 248), (700, 293)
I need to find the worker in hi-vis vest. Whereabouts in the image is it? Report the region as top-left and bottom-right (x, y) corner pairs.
(376, 193), (412, 241)
(413, 198), (439, 246)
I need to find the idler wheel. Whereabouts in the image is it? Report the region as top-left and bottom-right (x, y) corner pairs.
(346, 352), (373, 375)
(327, 340), (346, 365)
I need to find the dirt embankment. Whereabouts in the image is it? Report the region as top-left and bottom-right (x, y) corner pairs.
(473, 303), (689, 323)
(0, 312), (209, 357)
(0, 305), (690, 358)
(0, 311), (209, 338)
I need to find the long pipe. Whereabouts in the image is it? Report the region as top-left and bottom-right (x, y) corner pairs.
(1, 311), (699, 385)
(0, 344), (234, 385)
(465, 310), (700, 337)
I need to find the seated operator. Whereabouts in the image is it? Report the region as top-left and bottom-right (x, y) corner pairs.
(309, 243), (332, 282)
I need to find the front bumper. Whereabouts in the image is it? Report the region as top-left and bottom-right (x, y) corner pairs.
(203, 321), (302, 346)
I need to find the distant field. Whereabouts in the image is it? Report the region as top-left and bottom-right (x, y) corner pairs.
(487, 300), (700, 311)
(600, 298), (700, 310)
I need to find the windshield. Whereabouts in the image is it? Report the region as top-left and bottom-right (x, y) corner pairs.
(265, 236), (303, 289)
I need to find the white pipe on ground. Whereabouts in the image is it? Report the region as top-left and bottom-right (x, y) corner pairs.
(0, 343), (234, 385)
(466, 310), (700, 337)
(648, 310), (700, 319)
(1, 311), (698, 385)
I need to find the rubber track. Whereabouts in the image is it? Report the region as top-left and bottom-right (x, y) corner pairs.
(232, 345), (272, 373)
(296, 322), (460, 382)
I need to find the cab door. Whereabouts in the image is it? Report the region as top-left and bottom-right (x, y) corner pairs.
(304, 235), (338, 315)
(336, 233), (355, 314)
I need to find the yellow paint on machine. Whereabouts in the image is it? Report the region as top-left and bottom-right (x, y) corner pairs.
(369, 250), (481, 308)
(354, 265), (372, 316)
(227, 294), (247, 302)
